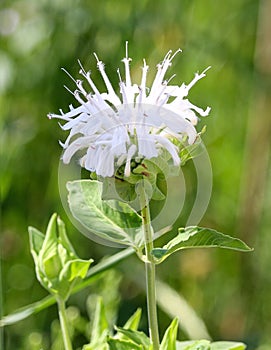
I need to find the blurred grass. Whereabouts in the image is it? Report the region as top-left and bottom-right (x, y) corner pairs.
(1, 0), (271, 349)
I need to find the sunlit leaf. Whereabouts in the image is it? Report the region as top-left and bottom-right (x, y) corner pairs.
(152, 226), (252, 263)
(176, 340), (210, 349)
(107, 337), (144, 350)
(29, 227), (44, 256)
(87, 297), (109, 349)
(102, 177), (138, 202)
(83, 343), (108, 350)
(123, 309), (142, 331)
(160, 318), (179, 350)
(114, 327), (150, 349)
(67, 180), (144, 248)
(56, 215), (77, 255)
(210, 341), (246, 350)
(60, 259), (93, 282)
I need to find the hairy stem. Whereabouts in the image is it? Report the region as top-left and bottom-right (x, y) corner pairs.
(57, 297), (73, 350)
(139, 182), (160, 349)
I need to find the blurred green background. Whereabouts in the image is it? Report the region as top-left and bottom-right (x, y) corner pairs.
(1, 0), (271, 349)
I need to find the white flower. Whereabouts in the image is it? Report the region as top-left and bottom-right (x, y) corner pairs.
(48, 42), (211, 178)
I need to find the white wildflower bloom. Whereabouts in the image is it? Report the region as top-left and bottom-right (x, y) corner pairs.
(48, 43), (211, 178)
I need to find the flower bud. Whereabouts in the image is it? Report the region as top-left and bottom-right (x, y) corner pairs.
(29, 213), (93, 300)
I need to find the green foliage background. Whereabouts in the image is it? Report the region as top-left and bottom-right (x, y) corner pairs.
(1, 0), (271, 349)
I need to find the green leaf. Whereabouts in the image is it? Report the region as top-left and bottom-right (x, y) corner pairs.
(60, 259), (93, 282)
(107, 337), (144, 350)
(38, 213), (62, 280)
(114, 327), (151, 349)
(134, 162), (166, 201)
(29, 227), (46, 286)
(29, 227), (44, 256)
(176, 340), (211, 350)
(123, 309), (142, 331)
(83, 343), (108, 350)
(160, 318), (178, 350)
(176, 340), (246, 350)
(56, 215), (77, 256)
(90, 297), (109, 346)
(210, 341), (246, 350)
(102, 177), (137, 202)
(104, 154), (174, 204)
(39, 213), (58, 260)
(67, 180), (144, 248)
(152, 226), (252, 263)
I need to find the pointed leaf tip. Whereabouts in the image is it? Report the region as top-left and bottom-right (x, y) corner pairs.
(160, 318), (179, 350)
(28, 226), (45, 255)
(123, 309), (142, 331)
(153, 226), (252, 263)
(67, 180), (144, 248)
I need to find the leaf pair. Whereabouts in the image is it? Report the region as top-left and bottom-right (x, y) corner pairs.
(108, 309), (179, 350)
(67, 180), (252, 262)
(83, 297), (143, 350)
(104, 149), (180, 203)
(83, 298), (246, 350)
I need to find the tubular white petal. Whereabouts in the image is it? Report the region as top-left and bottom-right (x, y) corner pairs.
(158, 108), (198, 143)
(140, 59), (149, 99)
(148, 50), (178, 102)
(117, 153), (127, 167)
(111, 127), (129, 156)
(154, 135), (180, 166)
(94, 53), (122, 106)
(122, 41), (132, 89)
(124, 144), (137, 177)
(60, 123), (85, 148)
(85, 146), (96, 171)
(60, 113), (88, 131)
(96, 147), (115, 177)
(62, 136), (93, 163)
(185, 66), (212, 95)
(138, 135), (159, 159)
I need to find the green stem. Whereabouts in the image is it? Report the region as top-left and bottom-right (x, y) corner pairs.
(139, 182), (160, 350)
(57, 297), (73, 350)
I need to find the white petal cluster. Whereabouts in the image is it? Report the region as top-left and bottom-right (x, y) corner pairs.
(48, 43), (211, 178)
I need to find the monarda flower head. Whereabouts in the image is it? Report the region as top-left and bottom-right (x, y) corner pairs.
(48, 43), (210, 179)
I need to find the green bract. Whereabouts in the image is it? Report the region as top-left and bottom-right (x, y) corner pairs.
(29, 213), (93, 300)
(100, 139), (203, 206)
(102, 150), (179, 204)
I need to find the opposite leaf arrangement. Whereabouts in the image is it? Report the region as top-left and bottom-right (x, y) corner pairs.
(1, 44), (252, 350)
